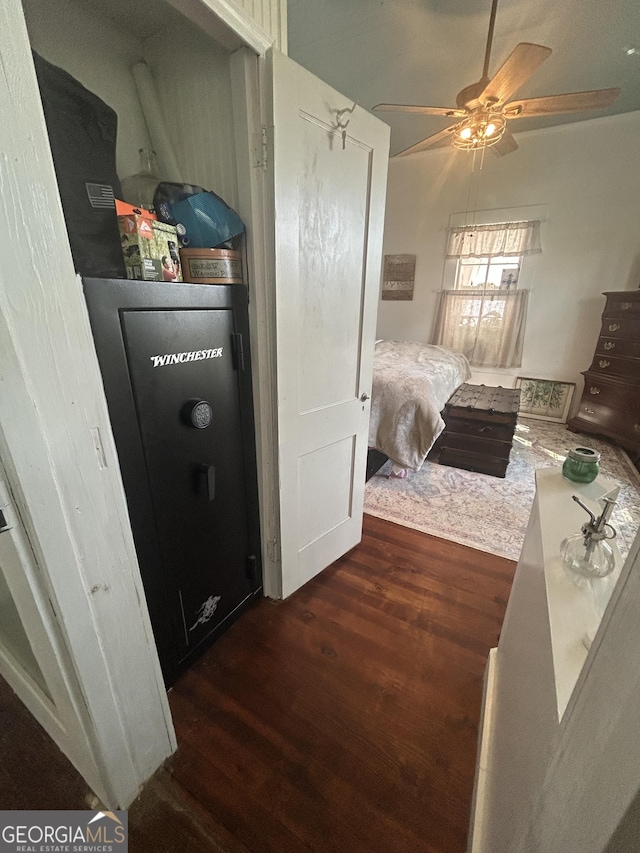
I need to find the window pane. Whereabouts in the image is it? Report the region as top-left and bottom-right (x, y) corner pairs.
(456, 255), (521, 290)
(487, 263), (519, 289)
(456, 261), (488, 288)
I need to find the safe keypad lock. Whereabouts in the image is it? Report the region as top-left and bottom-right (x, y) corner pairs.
(182, 399), (213, 429)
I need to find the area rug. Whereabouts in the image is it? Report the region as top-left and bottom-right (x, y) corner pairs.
(364, 418), (640, 562)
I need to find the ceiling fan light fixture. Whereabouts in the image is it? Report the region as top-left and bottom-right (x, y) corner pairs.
(377, 0), (619, 159)
(452, 111), (506, 150)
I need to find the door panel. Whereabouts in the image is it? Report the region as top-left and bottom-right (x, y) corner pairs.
(270, 50), (390, 597)
(297, 437), (355, 551)
(297, 119), (371, 413)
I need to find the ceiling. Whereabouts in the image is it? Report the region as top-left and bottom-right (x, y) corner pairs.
(288, 0), (640, 156)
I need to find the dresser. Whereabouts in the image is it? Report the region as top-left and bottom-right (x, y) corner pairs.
(438, 384), (520, 478)
(568, 291), (640, 454)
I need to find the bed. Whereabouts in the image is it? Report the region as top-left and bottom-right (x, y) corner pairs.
(367, 340), (471, 476)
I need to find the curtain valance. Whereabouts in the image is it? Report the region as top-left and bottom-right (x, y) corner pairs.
(446, 220), (542, 259)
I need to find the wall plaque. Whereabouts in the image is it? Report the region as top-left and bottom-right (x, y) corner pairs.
(382, 254), (416, 301)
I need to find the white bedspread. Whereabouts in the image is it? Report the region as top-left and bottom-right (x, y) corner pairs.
(368, 340), (471, 471)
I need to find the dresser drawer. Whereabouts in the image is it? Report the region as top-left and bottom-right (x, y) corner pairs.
(596, 337), (640, 359)
(604, 293), (640, 318)
(574, 400), (640, 448)
(598, 318), (639, 340)
(579, 373), (640, 415)
(441, 415), (516, 443)
(588, 354), (640, 381)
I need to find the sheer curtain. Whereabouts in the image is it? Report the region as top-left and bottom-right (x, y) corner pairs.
(433, 289), (529, 368)
(434, 220), (539, 368)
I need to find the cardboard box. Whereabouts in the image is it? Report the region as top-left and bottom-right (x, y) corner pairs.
(116, 201), (182, 282)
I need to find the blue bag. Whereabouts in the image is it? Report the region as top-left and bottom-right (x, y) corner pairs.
(170, 191), (245, 248)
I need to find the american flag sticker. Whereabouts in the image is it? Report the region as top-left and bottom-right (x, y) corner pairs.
(86, 182), (116, 210)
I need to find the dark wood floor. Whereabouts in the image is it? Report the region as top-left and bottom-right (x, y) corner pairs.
(0, 515), (515, 852)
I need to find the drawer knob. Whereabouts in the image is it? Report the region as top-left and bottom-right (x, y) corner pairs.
(621, 302), (632, 311)
(599, 359), (611, 369)
(603, 341), (615, 351)
(584, 407), (595, 414)
(608, 324), (620, 332)
(589, 386), (600, 395)
(635, 424), (640, 433)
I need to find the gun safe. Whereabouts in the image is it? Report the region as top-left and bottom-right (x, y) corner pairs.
(83, 278), (262, 686)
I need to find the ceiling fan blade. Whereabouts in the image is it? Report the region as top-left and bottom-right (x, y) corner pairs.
(373, 103), (466, 118)
(504, 88), (620, 118)
(394, 124), (458, 157)
(479, 43), (552, 106)
(490, 126), (518, 157)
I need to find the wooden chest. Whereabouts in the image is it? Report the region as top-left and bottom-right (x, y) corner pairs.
(568, 291), (640, 454)
(438, 384), (521, 478)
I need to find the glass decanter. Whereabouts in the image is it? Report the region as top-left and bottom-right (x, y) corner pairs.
(120, 148), (160, 211)
(560, 489), (618, 580)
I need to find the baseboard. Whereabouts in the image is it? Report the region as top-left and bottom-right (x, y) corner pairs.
(467, 646), (498, 853)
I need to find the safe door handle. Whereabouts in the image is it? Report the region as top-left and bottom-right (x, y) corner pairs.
(198, 464), (216, 502)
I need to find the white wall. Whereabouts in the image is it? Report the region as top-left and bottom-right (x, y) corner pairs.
(378, 111), (640, 396)
(23, 0), (239, 207)
(23, 0), (151, 181)
(143, 27), (239, 209)
(234, 0), (287, 52)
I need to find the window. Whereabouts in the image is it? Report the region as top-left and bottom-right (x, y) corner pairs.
(433, 220), (542, 369)
(455, 254), (521, 290)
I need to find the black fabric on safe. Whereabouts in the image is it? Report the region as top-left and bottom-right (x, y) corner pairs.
(32, 52), (126, 279)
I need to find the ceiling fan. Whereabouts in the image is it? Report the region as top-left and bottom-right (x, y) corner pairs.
(373, 0), (620, 157)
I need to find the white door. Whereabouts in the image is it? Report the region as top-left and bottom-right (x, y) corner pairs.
(270, 50), (390, 598)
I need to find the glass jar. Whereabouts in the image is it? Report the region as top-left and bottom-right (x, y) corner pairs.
(120, 148), (160, 211)
(562, 447), (600, 484)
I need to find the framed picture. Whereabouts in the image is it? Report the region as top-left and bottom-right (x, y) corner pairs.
(500, 266), (520, 289)
(514, 377), (576, 423)
(382, 254), (416, 300)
